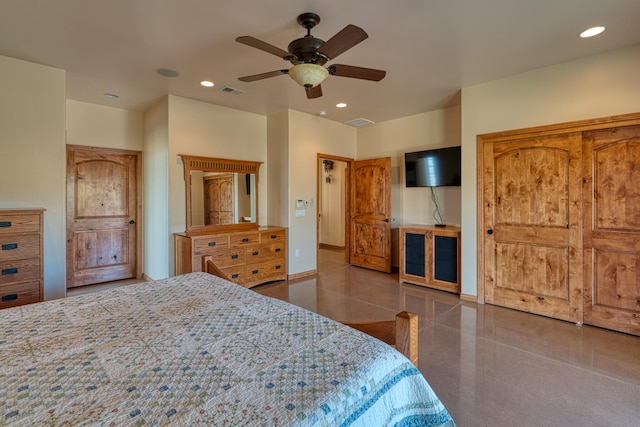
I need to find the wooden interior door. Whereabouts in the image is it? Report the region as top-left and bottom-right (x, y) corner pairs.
(350, 157), (391, 273)
(203, 174), (234, 225)
(583, 125), (640, 336)
(482, 133), (583, 322)
(66, 146), (141, 288)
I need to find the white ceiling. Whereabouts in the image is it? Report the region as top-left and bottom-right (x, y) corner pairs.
(1, 1), (639, 125)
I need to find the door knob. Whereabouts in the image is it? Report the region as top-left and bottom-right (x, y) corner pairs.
(129, 220), (135, 225)
(487, 229), (493, 235)
(384, 218), (390, 223)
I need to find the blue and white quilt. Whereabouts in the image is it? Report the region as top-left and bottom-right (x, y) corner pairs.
(0, 272), (455, 426)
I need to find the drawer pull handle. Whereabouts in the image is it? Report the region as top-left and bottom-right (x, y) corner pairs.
(231, 254), (239, 259)
(252, 269), (259, 274)
(275, 248), (281, 253)
(208, 242), (216, 247)
(252, 251), (259, 256)
(2, 243), (18, 250)
(275, 265), (281, 270)
(2, 268), (18, 275)
(242, 238), (249, 243)
(0, 221), (11, 228)
(2, 293), (18, 302)
(231, 273), (239, 279)
(270, 234), (277, 239)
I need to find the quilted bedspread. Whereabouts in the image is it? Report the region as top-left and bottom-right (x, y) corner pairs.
(0, 272), (455, 426)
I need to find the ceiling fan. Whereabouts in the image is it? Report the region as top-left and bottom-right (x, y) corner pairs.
(236, 13), (386, 99)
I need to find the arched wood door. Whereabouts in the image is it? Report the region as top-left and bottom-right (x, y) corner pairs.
(350, 157), (392, 273)
(66, 146), (141, 288)
(203, 174), (234, 225)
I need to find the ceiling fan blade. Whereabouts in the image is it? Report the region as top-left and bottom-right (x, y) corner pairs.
(236, 36), (294, 60)
(306, 85), (323, 99)
(238, 69), (289, 82)
(328, 64), (386, 81)
(317, 24), (368, 60)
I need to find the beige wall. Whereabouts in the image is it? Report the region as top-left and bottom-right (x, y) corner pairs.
(66, 100), (143, 150)
(266, 111), (289, 228)
(0, 55), (66, 300)
(143, 98), (170, 279)
(460, 44), (640, 297)
(288, 110), (357, 275)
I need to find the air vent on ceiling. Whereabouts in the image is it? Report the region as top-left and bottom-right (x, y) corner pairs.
(221, 86), (245, 95)
(344, 118), (375, 127)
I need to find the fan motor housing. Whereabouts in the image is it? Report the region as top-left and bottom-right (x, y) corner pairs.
(288, 37), (327, 64)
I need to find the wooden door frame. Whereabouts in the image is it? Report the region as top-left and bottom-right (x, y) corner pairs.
(476, 112), (640, 305)
(316, 153), (353, 268)
(66, 144), (143, 284)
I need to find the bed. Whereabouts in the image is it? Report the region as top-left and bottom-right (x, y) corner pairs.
(0, 272), (455, 426)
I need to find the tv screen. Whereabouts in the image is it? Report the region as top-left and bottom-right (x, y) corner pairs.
(405, 146), (461, 187)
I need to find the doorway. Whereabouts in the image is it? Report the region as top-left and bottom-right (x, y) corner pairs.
(317, 154), (351, 270)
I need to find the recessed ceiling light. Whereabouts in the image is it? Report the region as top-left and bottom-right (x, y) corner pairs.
(579, 26), (605, 38)
(336, 103), (347, 108)
(156, 68), (179, 77)
(200, 81), (214, 87)
(104, 93), (119, 99)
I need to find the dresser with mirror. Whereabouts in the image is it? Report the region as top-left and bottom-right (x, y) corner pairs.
(174, 155), (287, 288)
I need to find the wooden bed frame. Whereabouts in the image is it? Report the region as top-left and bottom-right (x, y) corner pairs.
(204, 257), (419, 366)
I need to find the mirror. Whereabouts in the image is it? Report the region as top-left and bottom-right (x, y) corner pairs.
(180, 155), (262, 235)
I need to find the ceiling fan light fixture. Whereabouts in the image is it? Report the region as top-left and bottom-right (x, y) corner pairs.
(288, 63), (328, 88)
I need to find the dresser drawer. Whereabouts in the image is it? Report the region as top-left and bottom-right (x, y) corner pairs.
(245, 259), (286, 285)
(208, 249), (245, 268)
(0, 234), (40, 261)
(0, 258), (40, 285)
(193, 235), (230, 255)
(230, 232), (259, 247)
(246, 242), (285, 262)
(260, 229), (287, 243)
(0, 281), (40, 309)
(0, 214), (41, 236)
(219, 265), (246, 285)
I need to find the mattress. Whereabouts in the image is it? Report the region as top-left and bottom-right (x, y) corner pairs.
(0, 272), (455, 426)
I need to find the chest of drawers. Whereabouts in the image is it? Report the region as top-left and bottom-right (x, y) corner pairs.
(0, 209), (45, 308)
(174, 226), (287, 288)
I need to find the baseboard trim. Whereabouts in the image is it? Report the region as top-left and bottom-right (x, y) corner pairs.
(460, 293), (479, 303)
(288, 270), (317, 280)
(319, 243), (345, 251)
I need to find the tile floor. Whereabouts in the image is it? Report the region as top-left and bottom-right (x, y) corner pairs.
(253, 249), (640, 427)
(68, 249), (640, 426)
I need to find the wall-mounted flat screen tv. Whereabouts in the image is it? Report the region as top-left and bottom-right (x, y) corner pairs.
(405, 146), (461, 187)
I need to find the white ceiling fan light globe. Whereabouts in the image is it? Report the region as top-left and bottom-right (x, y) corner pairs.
(288, 64), (329, 88)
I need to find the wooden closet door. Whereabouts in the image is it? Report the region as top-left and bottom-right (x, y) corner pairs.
(583, 125), (640, 336)
(483, 132), (583, 322)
